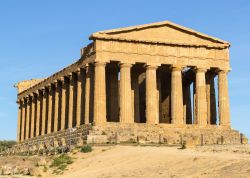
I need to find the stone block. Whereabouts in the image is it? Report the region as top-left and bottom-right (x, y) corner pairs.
(182, 138), (197, 149)
(87, 135), (108, 144)
(242, 137), (248, 145)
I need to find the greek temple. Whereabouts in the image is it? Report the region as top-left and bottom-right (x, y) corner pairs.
(15, 21), (244, 146)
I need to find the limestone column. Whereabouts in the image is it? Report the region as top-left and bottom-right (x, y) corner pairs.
(21, 99), (26, 141)
(171, 66), (184, 124)
(17, 100), (22, 142)
(54, 81), (60, 132)
(85, 65), (91, 124)
(68, 74), (74, 128)
(61, 77), (66, 130)
(146, 65), (159, 124)
(94, 62), (106, 125)
(25, 97), (31, 139)
(36, 91), (41, 137)
(47, 85), (53, 134)
(195, 68), (208, 126)
(206, 72), (217, 125)
(119, 63), (133, 123)
(30, 94), (36, 138)
(41, 89), (47, 135)
(218, 70), (230, 127)
(76, 69), (83, 126)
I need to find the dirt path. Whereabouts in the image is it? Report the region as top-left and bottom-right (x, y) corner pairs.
(1, 145), (250, 178)
(54, 145), (250, 178)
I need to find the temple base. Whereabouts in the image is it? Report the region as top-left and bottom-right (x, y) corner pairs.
(3, 123), (248, 156)
(89, 123), (247, 145)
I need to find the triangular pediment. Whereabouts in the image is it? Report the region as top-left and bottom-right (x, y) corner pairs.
(90, 21), (229, 48)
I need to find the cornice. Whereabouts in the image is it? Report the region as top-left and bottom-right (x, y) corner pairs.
(92, 36), (228, 49)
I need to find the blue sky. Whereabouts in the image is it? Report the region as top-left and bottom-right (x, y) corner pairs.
(0, 0), (249, 140)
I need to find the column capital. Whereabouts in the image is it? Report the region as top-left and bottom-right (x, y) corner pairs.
(34, 90), (38, 95)
(95, 61), (106, 67)
(120, 63), (132, 68)
(52, 79), (59, 86)
(59, 76), (66, 82)
(144, 64), (158, 70)
(171, 65), (184, 71)
(84, 63), (90, 69)
(84, 64), (90, 73)
(195, 67), (208, 73)
(76, 68), (82, 75)
(41, 88), (47, 95)
(216, 68), (230, 74)
(25, 95), (31, 100)
(67, 73), (73, 79)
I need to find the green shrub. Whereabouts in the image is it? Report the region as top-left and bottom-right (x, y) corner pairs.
(80, 145), (92, 153)
(50, 154), (73, 171)
(0, 140), (16, 150)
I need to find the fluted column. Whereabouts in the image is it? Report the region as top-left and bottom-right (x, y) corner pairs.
(119, 63), (133, 123)
(36, 91), (41, 137)
(68, 74), (74, 128)
(85, 65), (91, 124)
(41, 89), (47, 135)
(195, 68), (207, 126)
(17, 100), (22, 142)
(54, 81), (60, 132)
(30, 94), (36, 138)
(47, 85), (53, 134)
(25, 97), (31, 139)
(206, 72), (217, 125)
(218, 70), (230, 127)
(76, 69), (83, 126)
(146, 65), (159, 124)
(21, 99), (26, 141)
(94, 62), (106, 125)
(61, 77), (66, 130)
(171, 66), (184, 124)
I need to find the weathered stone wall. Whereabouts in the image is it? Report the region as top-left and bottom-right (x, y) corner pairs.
(89, 123), (245, 145)
(3, 125), (91, 156)
(2, 123), (248, 156)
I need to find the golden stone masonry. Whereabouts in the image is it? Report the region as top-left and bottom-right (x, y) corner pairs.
(14, 21), (247, 146)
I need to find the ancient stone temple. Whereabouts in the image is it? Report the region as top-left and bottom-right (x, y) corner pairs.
(14, 21), (247, 148)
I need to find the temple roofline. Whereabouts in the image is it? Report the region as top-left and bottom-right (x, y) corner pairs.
(90, 20), (230, 47)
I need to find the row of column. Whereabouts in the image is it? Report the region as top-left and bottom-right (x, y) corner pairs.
(17, 66), (93, 142)
(93, 62), (230, 127)
(17, 62), (231, 142)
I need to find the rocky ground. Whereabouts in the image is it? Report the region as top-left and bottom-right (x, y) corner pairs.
(1, 144), (250, 178)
